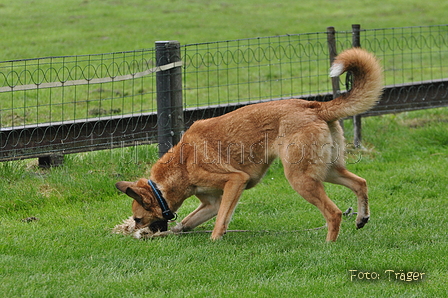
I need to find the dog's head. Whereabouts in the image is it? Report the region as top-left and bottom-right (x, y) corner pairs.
(115, 178), (168, 232)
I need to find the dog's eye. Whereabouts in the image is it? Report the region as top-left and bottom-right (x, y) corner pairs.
(134, 218), (142, 224)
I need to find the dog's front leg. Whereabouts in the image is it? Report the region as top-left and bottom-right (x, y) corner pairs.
(211, 172), (250, 240)
(172, 194), (222, 233)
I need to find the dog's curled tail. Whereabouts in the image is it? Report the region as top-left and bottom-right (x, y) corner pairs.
(318, 48), (383, 122)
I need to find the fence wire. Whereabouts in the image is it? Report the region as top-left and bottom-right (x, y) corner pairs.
(182, 33), (333, 109)
(182, 25), (448, 112)
(0, 49), (157, 128)
(1, 25), (447, 162)
(362, 26), (448, 84)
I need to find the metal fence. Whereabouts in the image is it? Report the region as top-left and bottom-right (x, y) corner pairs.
(1, 25), (447, 164)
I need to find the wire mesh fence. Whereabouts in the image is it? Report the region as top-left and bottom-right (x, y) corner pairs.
(0, 49), (160, 163)
(1, 25), (447, 163)
(182, 25), (448, 114)
(363, 25), (448, 85)
(182, 33), (333, 109)
(0, 49), (158, 127)
(362, 25), (448, 114)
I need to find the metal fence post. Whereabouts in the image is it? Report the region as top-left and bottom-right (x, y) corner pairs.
(327, 26), (344, 130)
(155, 40), (184, 158)
(352, 24), (362, 148)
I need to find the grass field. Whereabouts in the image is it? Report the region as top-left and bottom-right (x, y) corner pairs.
(2, 0), (448, 127)
(1, 108), (447, 297)
(1, 0), (448, 60)
(1, 0), (448, 297)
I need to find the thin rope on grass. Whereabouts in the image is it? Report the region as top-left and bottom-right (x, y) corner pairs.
(113, 218), (339, 239)
(112, 207), (357, 239)
(176, 225), (328, 235)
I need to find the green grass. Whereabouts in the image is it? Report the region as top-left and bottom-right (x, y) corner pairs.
(1, 108), (447, 297)
(1, 0), (448, 127)
(1, 0), (447, 60)
(1, 0), (448, 297)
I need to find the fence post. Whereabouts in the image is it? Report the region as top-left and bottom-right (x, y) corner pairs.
(327, 26), (344, 130)
(38, 154), (64, 168)
(352, 24), (362, 148)
(155, 40), (184, 158)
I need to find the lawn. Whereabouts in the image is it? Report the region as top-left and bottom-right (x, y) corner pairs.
(1, 0), (448, 60)
(2, 0), (448, 127)
(1, 0), (448, 297)
(1, 108), (447, 297)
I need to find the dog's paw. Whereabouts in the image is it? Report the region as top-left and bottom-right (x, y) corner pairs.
(210, 234), (223, 241)
(356, 216), (370, 229)
(170, 222), (184, 233)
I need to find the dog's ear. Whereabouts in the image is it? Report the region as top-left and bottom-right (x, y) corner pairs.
(115, 181), (131, 193)
(115, 181), (145, 206)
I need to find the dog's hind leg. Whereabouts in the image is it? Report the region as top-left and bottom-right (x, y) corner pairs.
(172, 194), (222, 233)
(325, 166), (370, 229)
(282, 163), (342, 241)
(293, 179), (342, 241)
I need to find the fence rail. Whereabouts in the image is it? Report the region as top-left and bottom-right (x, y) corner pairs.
(1, 25), (448, 163)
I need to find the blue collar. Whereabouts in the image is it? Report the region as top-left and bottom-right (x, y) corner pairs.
(148, 180), (176, 221)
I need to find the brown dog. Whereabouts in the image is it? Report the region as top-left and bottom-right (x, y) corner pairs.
(116, 48), (383, 241)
